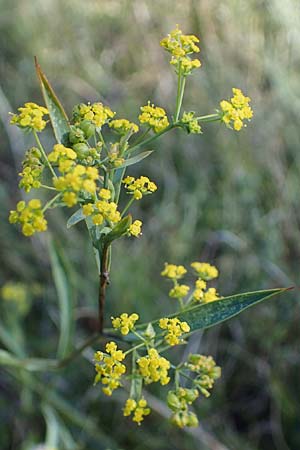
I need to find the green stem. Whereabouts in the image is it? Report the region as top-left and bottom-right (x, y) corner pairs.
(175, 75), (186, 122)
(97, 130), (108, 152)
(98, 243), (110, 333)
(128, 123), (177, 155)
(42, 193), (61, 213)
(124, 342), (145, 356)
(175, 62), (183, 122)
(196, 113), (220, 123)
(33, 130), (57, 179)
(40, 184), (58, 192)
(130, 127), (151, 147)
(121, 196), (135, 218)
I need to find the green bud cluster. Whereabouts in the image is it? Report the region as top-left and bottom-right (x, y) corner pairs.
(167, 387), (199, 428)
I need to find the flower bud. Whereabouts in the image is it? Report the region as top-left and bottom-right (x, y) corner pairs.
(80, 120), (96, 139)
(167, 391), (181, 411)
(69, 126), (86, 144)
(72, 143), (90, 159)
(187, 412), (199, 427)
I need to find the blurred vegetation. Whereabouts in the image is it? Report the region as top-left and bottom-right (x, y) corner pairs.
(1, 0), (300, 449)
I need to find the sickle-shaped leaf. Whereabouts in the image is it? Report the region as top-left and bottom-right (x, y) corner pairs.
(117, 150), (153, 168)
(35, 57), (70, 143)
(124, 288), (288, 342)
(66, 208), (85, 228)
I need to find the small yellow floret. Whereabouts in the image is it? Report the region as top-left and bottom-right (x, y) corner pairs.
(159, 317), (190, 346)
(111, 312), (139, 335)
(161, 263), (187, 280)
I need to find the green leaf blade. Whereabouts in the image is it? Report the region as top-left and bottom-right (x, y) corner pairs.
(35, 57), (70, 143)
(122, 288), (288, 343)
(48, 238), (74, 358)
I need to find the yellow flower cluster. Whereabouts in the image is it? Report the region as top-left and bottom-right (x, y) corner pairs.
(167, 388), (199, 428)
(128, 220), (142, 237)
(139, 102), (169, 133)
(83, 189), (121, 225)
(1, 282), (29, 315)
(123, 175), (157, 200)
(19, 147), (44, 193)
(48, 144), (77, 173)
(220, 88), (253, 131)
(123, 398), (151, 425)
(54, 165), (99, 207)
(160, 25), (201, 76)
(190, 262), (218, 280)
(159, 318), (190, 346)
(169, 284), (190, 299)
(161, 263), (187, 280)
(137, 348), (170, 385)
(109, 119), (139, 135)
(75, 102), (115, 128)
(9, 199), (47, 237)
(186, 354), (221, 397)
(181, 111), (201, 134)
(94, 342), (126, 396)
(10, 102), (48, 132)
(111, 312), (139, 335)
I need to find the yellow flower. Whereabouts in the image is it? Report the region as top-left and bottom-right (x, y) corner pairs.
(109, 119), (139, 134)
(159, 317), (190, 346)
(186, 354), (221, 397)
(99, 188), (111, 200)
(94, 341), (126, 396)
(9, 199), (47, 237)
(203, 287), (220, 303)
(75, 102), (115, 128)
(19, 147), (44, 193)
(129, 220), (142, 237)
(160, 25), (201, 76)
(169, 284), (190, 299)
(220, 88), (253, 131)
(137, 348), (170, 385)
(53, 164), (99, 207)
(190, 262), (218, 280)
(139, 102), (169, 133)
(48, 144), (77, 173)
(10, 102), (48, 132)
(123, 398), (151, 425)
(111, 312), (139, 335)
(161, 263), (187, 280)
(123, 176), (157, 200)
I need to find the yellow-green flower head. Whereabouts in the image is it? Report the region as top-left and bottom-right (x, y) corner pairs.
(161, 263), (187, 280)
(74, 102), (115, 128)
(123, 175), (157, 200)
(186, 354), (221, 397)
(82, 190), (121, 226)
(54, 164), (99, 208)
(169, 284), (190, 299)
(9, 199), (47, 237)
(137, 348), (170, 385)
(220, 88), (253, 131)
(109, 119), (139, 135)
(160, 25), (201, 76)
(94, 341), (126, 396)
(129, 220), (142, 237)
(10, 102), (48, 132)
(190, 262), (218, 280)
(139, 102), (169, 133)
(167, 388), (199, 428)
(123, 398), (151, 425)
(159, 317), (190, 346)
(111, 312), (139, 335)
(181, 112), (202, 134)
(18, 147), (44, 193)
(48, 144), (77, 173)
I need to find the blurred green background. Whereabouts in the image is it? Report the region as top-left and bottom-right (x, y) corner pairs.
(1, 0), (300, 449)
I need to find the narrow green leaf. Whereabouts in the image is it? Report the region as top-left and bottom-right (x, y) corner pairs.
(123, 288), (287, 342)
(0, 349), (57, 371)
(35, 57), (70, 143)
(172, 288), (287, 332)
(48, 238), (74, 358)
(102, 214), (132, 245)
(66, 208), (85, 228)
(118, 150), (153, 168)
